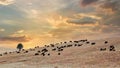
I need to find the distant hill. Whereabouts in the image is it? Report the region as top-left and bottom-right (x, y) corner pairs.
(0, 37), (120, 68)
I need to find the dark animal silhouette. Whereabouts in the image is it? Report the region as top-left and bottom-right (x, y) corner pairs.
(0, 54), (2, 56)
(86, 41), (90, 44)
(50, 44), (55, 47)
(41, 48), (48, 52)
(48, 53), (50, 56)
(109, 45), (115, 51)
(91, 42), (96, 45)
(35, 53), (39, 56)
(22, 49), (25, 51)
(67, 45), (72, 47)
(78, 44), (82, 46)
(24, 51), (28, 53)
(63, 45), (66, 48)
(74, 44), (77, 46)
(64, 42), (67, 44)
(45, 45), (49, 47)
(100, 48), (106, 51)
(74, 41), (79, 43)
(38, 50), (41, 53)
(41, 53), (45, 56)
(9, 52), (12, 54)
(79, 39), (87, 42)
(44, 45), (47, 47)
(58, 53), (61, 55)
(52, 48), (56, 51)
(58, 48), (63, 51)
(16, 51), (20, 54)
(105, 41), (108, 44)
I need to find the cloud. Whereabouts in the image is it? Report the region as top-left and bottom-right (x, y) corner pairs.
(0, 0), (14, 5)
(81, 0), (99, 7)
(98, 0), (120, 28)
(0, 28), (5, 32)
(67, 17), (97, 25)
(99, 0), (120, 12)
(85, 0), (120, 33)
(66, 13), (101, 25)
(0, 35), (31, 42)
(15, 30), (24, 34)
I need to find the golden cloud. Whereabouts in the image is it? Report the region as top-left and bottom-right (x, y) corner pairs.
(0, 0), (14, 5)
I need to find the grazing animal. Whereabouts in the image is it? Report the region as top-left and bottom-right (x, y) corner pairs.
(22, 49), (25, 51)
(35, 53), (39, 56)
(52, 48), (56, 51)
(41, 48), (48, 52)
(74, 41), (79, 43)
(35, 46), (39, 49)
(4, 52), (8, 55)
(48, 53), (50, 56)
(0, 54), (2, 56)
(41, 53), (45, 56)
(16, 51), (20, 54)
(58, 53), (61, 55)
(100, 48), (106, 51)
(38, 50), (41, 53)
(79, 39), (87, 42)
(60, 46), (64, 48)
(63, 45), (66, 48)
(109, 45), (115, 51)
(24, 51), (28, 53)
(50, 44), (55, 47)
(78, 44), (82, 46)
(86, 41), (90, 44)
(58, 48), (63, 51)
(67, 45), (72, 47)
(91, 42), (96, 45)
(74, 44), (77, 46)
(9, 52), (12, 54)
(44, 45), (47, 47)
(64, 42), (67, 44)
(45, 45), (49, 47)
(29, 48), (35, 51)
(105, 41), (108, 44)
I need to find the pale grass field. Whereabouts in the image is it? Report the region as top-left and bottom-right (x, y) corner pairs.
(0, 37), (120, 68)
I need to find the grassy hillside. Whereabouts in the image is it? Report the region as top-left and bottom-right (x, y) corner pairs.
(0, 37), (120, 68)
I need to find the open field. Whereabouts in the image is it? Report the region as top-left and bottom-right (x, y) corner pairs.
(0, 37), (120, 68)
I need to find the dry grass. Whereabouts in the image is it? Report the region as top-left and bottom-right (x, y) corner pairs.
(0, 37), (120, 68)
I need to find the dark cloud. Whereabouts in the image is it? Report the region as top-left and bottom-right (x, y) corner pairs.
(99, 0), (120, 27)
(89, 0), (120, 33)
(57, 0), (95, 17)
(104, 15), (120, 26)
(100, 0), (120, 12)
(0, 36), (31, 42)
(81, 0), (99, 6)
(67, 17), (97, 25)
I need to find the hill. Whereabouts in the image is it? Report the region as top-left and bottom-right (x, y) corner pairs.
(0, 37), (120, 68)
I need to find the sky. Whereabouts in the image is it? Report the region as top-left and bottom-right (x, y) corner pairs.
(0, 0), (120, 49)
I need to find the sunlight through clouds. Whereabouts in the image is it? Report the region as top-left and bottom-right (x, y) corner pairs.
(0, 0), (15, 5)
(0, 0), (120, 48)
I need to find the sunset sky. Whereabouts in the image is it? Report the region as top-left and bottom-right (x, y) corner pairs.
(0, 0), (120, 49)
